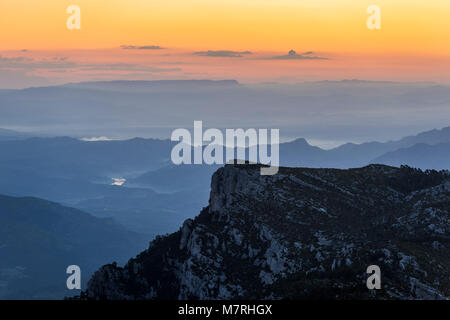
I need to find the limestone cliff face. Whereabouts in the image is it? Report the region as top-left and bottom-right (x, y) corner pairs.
(84, 164), (449, 300)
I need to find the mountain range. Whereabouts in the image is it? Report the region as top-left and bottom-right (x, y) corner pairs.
(0, 125), (448, 238)
(1, 80), (449, 143)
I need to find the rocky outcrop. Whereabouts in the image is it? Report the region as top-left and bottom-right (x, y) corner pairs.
(84, 164), (449, 300)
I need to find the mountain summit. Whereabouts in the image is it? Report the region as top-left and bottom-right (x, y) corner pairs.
(85, 164), (449, 299)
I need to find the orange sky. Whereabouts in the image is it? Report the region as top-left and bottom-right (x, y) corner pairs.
(0, 0), (449, 87)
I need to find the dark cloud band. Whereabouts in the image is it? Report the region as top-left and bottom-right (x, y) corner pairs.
(121, 45), (164, 50)
(193, 50), (252, 58)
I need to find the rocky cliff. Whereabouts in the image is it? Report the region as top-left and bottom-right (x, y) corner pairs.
(84, 164), (449, 300)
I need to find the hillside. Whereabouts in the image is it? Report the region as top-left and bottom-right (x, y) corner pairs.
(0, 195), (147, 299)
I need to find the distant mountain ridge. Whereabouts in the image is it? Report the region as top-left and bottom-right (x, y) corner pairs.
(0, 128), (34, 141)
(0, 136), (172, 181)
(63, 79), (240, 90)
(1, 79), (448, 140)
(372, 142), (450, 170)
(282, 125), (450, 168)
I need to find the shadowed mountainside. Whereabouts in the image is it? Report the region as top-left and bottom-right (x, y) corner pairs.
(0, 195), (148, 299)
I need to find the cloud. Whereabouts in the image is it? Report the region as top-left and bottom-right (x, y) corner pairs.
(267, 50), (327, 60)
(0, 55), (28, 65)
(79, 63), (181, 73)
(0, 55), (180, 73)
(193, 50), (252, 58)
(120, 45), (164, 50)
(80, 136), (114, 141)
(0, 55), (78, 70)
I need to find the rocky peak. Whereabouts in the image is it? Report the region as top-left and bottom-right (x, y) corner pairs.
(83, 164), (449, 300)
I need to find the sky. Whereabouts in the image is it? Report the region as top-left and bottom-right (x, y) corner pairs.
(0, 0), (450, 88)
